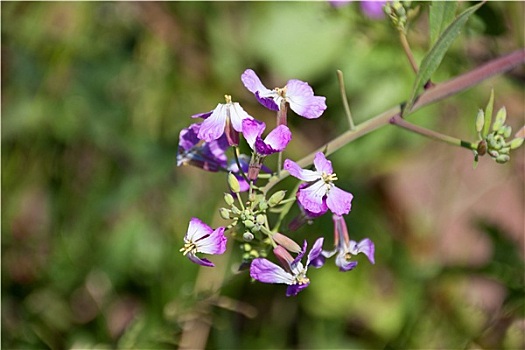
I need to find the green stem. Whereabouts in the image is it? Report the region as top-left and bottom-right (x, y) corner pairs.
(261, 49), (525, 194)
(399, 31), (419, 74)
(390, 114), (476, 150)
(336, 70), (356, 130)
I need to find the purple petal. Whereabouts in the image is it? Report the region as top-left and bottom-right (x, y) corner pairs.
(308, 254), (326, 268)
(196, 227), (227, 255)
(242, 119), (265, 149)
(291, 240), (308, 268)
(178, 123), (201, 152)
(297, 181), (328, 215)
(360, 1), (386, 19)
(187, 253), (215, 267)
(307, 237), (325, 267)
(283, 159), (321, 182)
(185, 217), (213, 242)
(229, 102), (253, 132)
(326, 186), (353, 216)
(191, 110), (213, 119)
(264, 125), (292, 152)
(329, 0), (352, 8)
(351, 238), (375, 264)
(256, 92), (279, 111)
(286, 282), (310, 297)
(198, 104), (227, 142)
(241, 69), (270, 95)
(250, 258), (294, 284)
(313, 152), (333, 174)
(286, 80), (326, 119)
(335, 253), (358, 272)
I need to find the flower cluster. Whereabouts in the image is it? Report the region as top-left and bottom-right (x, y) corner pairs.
(178, 69), (374, 296)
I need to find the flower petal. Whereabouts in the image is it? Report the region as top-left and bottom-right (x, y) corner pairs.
(286, 79), (326, 119)
(242, 119), (265, 149)
(313, 152), (333, 174)
(191, 110), (213, 119)
(185, 217), (213, 242)
(264, 125), (292, 152)
(187, 253), (215, 267)
(335, 253), (358, 272)
(198, 104), (226, 142)
(250, 258), (294, 285)
(229, 102), (253, 132)
(307, 237), (325, 267)
(297, 181), (328, 215)
(241, 69), (270, 95)
(283, 159), (321, 182)
(351, 238), (375, 264)
(326, 186), (353, 216)
(196, 227), (227, 255)
(286, 283), (309, 297)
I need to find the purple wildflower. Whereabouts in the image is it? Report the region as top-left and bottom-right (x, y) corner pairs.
(192, 95), (253, 144)
(250, 238), (324, 297)
(180, 218), (227, 267)
(329, 1), (387, 19)
(242, 119), (292, 156)
(241, 69), (327, 119)
(177, 123), (229, 172)
(313, 215), (375, 271)
(284, 152), (353, 216)
(242, 118), (292, 181)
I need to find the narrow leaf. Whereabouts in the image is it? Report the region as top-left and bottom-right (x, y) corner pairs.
(403, 2), (484, 116)
(429, 1), (458, 45)
(483, 88), (494, 137)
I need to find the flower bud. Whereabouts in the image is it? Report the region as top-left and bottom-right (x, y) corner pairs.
(256, 214), (266, 225)
(224, 193), (235, 206)
(227, 172), (241, 193)
(509, 137), (524, 150)
(219, 208), (231, 220)
(495, 154), (510, 164)
(273, 245), (294, 272)
(475, 109), (485, 134)
(268, 190), (286, 207)
(243, 219), (255, 229)
(259, 200), (268, 211)
(492, 107), (506, 132)
(272, 233), (302, 253)
(243, 232), (254, 241)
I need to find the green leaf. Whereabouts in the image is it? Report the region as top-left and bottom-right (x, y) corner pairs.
(403, 2), (484, 116)
(429, 1), (458, 45)
(483, 89), (494, 137)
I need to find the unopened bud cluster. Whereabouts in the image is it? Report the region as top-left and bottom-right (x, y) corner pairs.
(384, 1), (415, 33)
(474, 99), (524, 165)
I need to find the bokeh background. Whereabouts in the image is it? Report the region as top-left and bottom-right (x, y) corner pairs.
(2, 1), (524, 349)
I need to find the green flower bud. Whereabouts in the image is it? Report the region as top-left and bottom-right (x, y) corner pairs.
(475, 109), (485, 134)
(249, 249), (259, 258)
(499, 146), (510, 155)
(492, 107), (507, 132)
(509, 137), (524, 150)
(227, 172), (241, 193)
(268, 190), (286, 207)
(256, 214), (266, 225)
(243, 243), (252, 252)
(495, 154), (510, 164)
(224, 193), (235, 206)
(243, 232), (254, 241)
(219, 208), (231, 220)
(502, 125), (512, 139)
(488, 150), (499, 158)
(258, 200), (268, 211)
(244, 219), (255, 229)
(231, 206), (241, 215)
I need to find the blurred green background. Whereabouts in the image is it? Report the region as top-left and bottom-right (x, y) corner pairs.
(2, 2), (524, 349)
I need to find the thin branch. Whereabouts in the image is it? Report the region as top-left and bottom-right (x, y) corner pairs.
(337, 70), (356, 130)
